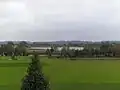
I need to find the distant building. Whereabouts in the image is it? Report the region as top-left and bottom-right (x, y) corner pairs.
(27, 47), (51, 54)
(27, 46), (84, 54)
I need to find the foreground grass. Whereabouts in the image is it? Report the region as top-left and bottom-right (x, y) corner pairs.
(1, 57), (120, 90)
(43, 58), (120, 90)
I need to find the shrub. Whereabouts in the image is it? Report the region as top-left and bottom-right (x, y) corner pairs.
(21, 54), (50, 90)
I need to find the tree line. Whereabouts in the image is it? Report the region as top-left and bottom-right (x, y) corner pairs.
(1, 41), (120, 58)
(46, 43), (120, 58)
(0, 41), (28, 56)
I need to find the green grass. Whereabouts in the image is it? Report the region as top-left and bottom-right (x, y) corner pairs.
(43, 58), (120, 90)
(0, 57), (120, 90)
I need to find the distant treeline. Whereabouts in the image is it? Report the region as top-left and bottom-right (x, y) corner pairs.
(1, 41), (120, 58)
(45, 43), (120, 58)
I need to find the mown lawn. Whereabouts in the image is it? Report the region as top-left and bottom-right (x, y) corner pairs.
(0, 57), (120, 90)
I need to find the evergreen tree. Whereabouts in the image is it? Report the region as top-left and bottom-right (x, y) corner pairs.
(21, 53), (50, 90)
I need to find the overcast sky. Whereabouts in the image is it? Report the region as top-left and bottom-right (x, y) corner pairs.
(0, 0), (120, 41)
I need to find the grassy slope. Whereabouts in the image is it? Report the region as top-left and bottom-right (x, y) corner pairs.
(0, 57), (120, 90)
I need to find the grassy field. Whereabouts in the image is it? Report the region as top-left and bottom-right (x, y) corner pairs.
(1, 57), (120, 90)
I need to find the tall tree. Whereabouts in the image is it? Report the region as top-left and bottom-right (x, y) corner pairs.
(21, 53), (50, 90)
(61, 45), (67, 58)
(100, 42), (112, 56)
(18, 41), (28, 56)
(5, 41), (14, 56)
(0, 44), (5, 56)
(46, 49), (51, 57)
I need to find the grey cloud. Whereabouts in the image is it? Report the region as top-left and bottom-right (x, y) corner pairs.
(0, 0), (120, 41)
(11, 22), (120, 41)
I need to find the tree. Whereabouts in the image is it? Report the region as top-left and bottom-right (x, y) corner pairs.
(100, 42), (112, 57)
(61, 45), (67, 58)
(21, 53), (50, 90)
(5, 41), (14, 56)
(74, 50), (79, 57)
(60, 44), (72, 58)
(0, 44), (5, 56)
(46, 49), (51, 57)
(17, 41), (28, 56)
(19, 41), (28, 47)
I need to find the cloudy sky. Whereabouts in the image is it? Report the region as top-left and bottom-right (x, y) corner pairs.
(0, 0), (120, 41)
